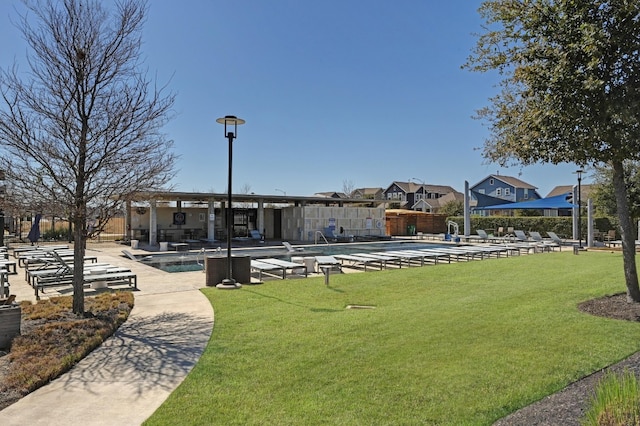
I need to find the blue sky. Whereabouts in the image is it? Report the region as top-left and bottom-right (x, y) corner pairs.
(0, 1), (586, 197)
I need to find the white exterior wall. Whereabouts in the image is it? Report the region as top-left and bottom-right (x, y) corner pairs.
(294, 206), (386, 242)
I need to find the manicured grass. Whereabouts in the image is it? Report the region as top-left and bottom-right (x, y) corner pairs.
(145, 251), (640, 425)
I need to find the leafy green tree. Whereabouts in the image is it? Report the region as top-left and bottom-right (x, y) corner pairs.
(0, 0), (176, 314)
(439, 200), (464, 217)
(591, 163), (640, 219)
(465, 0), (640, 302)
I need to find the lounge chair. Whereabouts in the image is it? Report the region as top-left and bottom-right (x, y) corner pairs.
(475, 229), (496, 242)
(283, 241), (304, 252)
(529, 231), (560, 251)
(121, 250), (153, 261)
(1, 294), (16, 306)
(250, 259), (290, 280)
(33, 251), (137, 299)
(322, 227), (338, 242)
(333, 254), (388, 272)
(1, 270), (9, 298)
(250, 229), (264, 243)
(604, 230), (617, 246)
(315, 255), (342, 274)
(255, 258), (307, 278)
(546, 232), (566, 246)
(513, 230), (530, 242)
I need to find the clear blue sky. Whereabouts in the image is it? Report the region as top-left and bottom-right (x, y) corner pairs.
(0, 0), (587, 197)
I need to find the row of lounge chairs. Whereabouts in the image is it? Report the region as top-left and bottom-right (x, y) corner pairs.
(0, 246), (9, 297)
(13, 248), (138, 299)
(472, 229), (563, 251)
(254, 239), (554, 279)
(250, 254), (343, 281)
(332, 244), (527, 272)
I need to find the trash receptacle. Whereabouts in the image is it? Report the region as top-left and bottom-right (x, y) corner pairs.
(303, 256), (316, 273)
(159, 242), (169, 251)
(0, 305), (21, 349)
(206, 255), (251, 286)
(130, 239), (139, 249)
(407, 225), (416, 236)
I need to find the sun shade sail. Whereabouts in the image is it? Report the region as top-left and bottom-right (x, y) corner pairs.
(475, 193), (575, 210)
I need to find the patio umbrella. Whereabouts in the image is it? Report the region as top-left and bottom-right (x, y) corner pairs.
(27, 214), (42, 245)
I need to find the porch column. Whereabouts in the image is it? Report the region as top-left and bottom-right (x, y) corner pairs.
(208, 197), (216, 241)
(257, 198), (265, 237)
(125, 199), (133, 242)
(149, 200), (158, 246)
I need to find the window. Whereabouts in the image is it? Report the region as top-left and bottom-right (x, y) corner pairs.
(490, 178), (494, 185)
(505, 188), (511, 196)
(524, 189), (529, 199)
(496, 188), (502, 196)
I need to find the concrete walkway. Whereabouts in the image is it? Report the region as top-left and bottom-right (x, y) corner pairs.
(0, 243), (214, 425)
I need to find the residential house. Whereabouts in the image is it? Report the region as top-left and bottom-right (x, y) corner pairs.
(546, 184), (593, 203)
(383, 181), (460, 213)
(470, 174), (542, 215)
(546, 184), (594, 217)
(313, 191), (348, 199)
(352, 187), (385, 200)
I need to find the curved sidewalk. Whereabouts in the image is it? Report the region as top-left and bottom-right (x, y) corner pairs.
(0, 244), (214, 425)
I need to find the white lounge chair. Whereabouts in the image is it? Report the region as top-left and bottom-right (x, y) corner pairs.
(546, 232), (565, 246)
(315, 255), (342, 274)
(282, 242), (304, 252)
(529, 231), (559, 251)
(121, 250), (153, 261)
(256, 258), (307, 278)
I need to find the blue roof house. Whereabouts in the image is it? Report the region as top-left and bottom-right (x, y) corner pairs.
(470, 175), (542, 215)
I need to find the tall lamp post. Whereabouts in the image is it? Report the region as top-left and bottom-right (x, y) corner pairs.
(216, 115), (245, 289)
(576, 169), (583, 249)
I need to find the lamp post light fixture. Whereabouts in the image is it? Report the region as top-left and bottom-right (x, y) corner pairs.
(576, 168), (583, 249)
(275, 188), (286, 196)
(216, 115), (245, 289)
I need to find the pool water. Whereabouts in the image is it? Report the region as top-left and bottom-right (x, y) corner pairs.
(139, 241), (450, 273)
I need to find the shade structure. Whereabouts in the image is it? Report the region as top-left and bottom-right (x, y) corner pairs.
(471, 191), (514, 208)
(475, 193), (575, 210)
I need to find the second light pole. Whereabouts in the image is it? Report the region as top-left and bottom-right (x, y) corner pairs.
(216, 115), (245, 289)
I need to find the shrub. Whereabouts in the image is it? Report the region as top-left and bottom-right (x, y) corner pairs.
(581, 370), (640, 426)
(446, 216), (617, 239)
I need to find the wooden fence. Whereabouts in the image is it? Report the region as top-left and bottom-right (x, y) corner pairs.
(10, 216), (126, 242)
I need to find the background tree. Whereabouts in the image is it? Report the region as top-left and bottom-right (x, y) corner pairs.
(440, 199), (464, 217)
(342, 179), (355, 198)
(0, 0), (176, 314)
(465, 0), (640, 302)
(591, 162), (640, 219)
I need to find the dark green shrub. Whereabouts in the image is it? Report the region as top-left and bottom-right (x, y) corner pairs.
(445, 216), (618, 239)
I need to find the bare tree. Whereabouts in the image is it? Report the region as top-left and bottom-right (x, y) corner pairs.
(342, 179), (355, 198)
(0, 0), (177, 314)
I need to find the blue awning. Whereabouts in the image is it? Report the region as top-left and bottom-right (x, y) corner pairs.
(471, 190), (514, 208)
(475, 193), (575, 210)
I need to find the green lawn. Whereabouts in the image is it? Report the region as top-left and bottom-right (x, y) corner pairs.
(145, 251), (640, 425)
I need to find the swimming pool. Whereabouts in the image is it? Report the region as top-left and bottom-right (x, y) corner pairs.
(138, 240), (452, 273)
